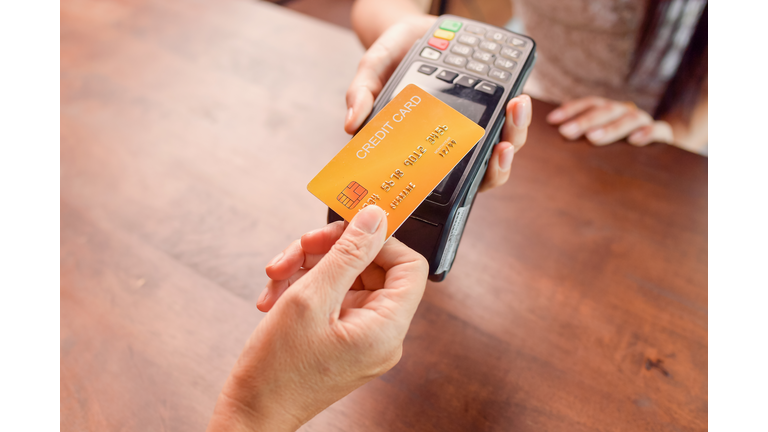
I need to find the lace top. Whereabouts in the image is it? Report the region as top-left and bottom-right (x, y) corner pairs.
(516, 0), (659, 113)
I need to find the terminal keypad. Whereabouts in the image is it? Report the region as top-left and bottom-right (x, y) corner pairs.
(417, 18), (531, 90)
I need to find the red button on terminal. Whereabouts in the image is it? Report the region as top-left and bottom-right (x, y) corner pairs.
(428, 37), (450, 50)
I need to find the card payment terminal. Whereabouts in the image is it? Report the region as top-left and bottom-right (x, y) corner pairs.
(329, 15), (537, 281)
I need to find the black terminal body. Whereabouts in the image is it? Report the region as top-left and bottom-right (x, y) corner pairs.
(329, 15), (536, 281)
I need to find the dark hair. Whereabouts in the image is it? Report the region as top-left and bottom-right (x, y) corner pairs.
(631, 1), (708, 121)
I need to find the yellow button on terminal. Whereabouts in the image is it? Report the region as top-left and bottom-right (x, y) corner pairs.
(433, 29), (455, 41)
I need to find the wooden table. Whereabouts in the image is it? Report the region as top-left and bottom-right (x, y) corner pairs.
(61, 1), (708, 430)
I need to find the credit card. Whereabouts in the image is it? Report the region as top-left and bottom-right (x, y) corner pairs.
(308, 84), (486, 238)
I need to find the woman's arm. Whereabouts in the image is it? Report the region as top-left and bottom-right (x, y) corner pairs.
(351, 0), (431, 48)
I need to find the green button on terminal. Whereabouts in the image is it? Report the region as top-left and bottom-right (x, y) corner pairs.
(439, 20), (462, 32)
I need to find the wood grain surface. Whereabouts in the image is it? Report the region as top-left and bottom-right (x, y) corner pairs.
(61, 0), (708, 430)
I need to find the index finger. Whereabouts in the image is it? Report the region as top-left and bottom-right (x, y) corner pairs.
(266, 221), (347, 281)
(344, 33), (408, 133)
(301, 221), (347, 255)
(369, 237), (429, 318)
(546, 96), (605, 124)
(345, 18), (435, 134)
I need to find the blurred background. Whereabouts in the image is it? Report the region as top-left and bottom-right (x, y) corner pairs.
(269, 0), (513, 30)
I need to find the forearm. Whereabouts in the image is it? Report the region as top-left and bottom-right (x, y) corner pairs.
(351, 0), (432, 48)
(207, 361), (307, 432)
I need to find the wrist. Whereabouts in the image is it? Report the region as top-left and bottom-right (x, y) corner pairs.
(207, 381), (302, 432)
(354, 10), (436, 48)
(398, 14), (437, 40)
(352, 0), (436, 47)
(399, 13), (437, 29)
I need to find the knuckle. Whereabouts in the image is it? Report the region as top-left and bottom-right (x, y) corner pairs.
(330, 323), (356, 345)
(561, 99), (579, 111)
(601, 125), (618, 136)
(331, 235), (369, 266)
(587, 96), (604, 106)
(358, 54), (376, 71)
(574, 117), (590, 129)
(414, 255), (429, 277)
(625, 110), (642, 122)
(360, 45), (388, 70)
(580, 111), (600, 124)
(282, 289), (313, 316)
(609, 101), (627, 113)
(596, 104), (620, 118)
(416, 253), (429, 270)
(345, 87), (356, 104)
(402, 252), (429, 277)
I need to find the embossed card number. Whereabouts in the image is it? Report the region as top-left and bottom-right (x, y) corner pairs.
(307, 84), (486, 238)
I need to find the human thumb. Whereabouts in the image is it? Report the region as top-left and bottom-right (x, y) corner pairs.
(309, 205), (388, 308)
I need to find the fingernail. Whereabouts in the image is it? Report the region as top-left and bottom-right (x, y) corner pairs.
(559, 122), (579, 139)
(346, 107), (354, 124)
(267, 252), (284, 267)
(499, 145), (515, 172)
(257, 288), (269, 304)
(352, 206), (384, 234)
(513, 98), (531, 128)
(351, 91), (365, 127)
(547, 109), (564, 123)
(587, 128), (605, 142)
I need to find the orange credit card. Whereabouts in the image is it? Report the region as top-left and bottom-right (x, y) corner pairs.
(308, 84), (486, 238)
